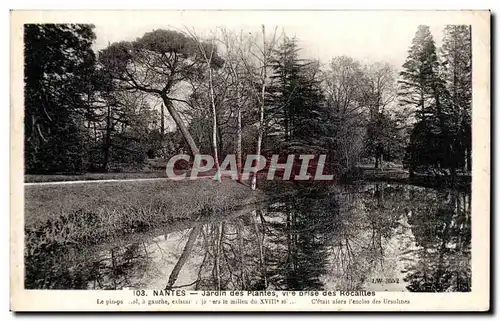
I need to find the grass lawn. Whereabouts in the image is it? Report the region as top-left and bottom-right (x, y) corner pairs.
(25, 179), (261, 226)
(25, 169), (224, 183)
(25, 172), (170, 183)
(24, 179), (263, 262)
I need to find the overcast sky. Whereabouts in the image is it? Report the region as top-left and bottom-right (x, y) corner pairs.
(85, 11), (459, 131)
(90, 11), (450, 71)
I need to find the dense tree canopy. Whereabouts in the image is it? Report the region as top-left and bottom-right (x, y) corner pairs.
(24, 24), (471, 183)
(399, 25), (472, 175)
(24, 24), (96, 173)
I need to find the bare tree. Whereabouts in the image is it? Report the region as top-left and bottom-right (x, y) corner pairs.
(185, 28), (222, 181)
(363, 62), (399, 168)
(238, 25), (279, 190)
(322, 56), (368, 169)
(217, 28), (257, 182)
(364, 62), (398, 117)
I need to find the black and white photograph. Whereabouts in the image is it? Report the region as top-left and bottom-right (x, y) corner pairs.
(10, 9), (490, 312)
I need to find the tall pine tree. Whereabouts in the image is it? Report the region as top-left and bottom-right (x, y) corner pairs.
(266, 37), (323, 150)
(440, 25), (472, 172)
(399, 25), (451, 174)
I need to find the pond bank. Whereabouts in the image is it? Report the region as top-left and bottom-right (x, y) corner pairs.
(356, 167), (471, 189)
(25, 181), (472, 291)
(24, 179), (265, 278)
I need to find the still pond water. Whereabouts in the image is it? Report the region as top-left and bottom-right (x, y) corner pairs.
(28, 182), (471, 292)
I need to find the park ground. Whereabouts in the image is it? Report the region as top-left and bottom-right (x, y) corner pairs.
(23, 161), (469, 261)
(24, 178), (265, 261)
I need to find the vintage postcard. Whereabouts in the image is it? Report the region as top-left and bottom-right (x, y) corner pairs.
(10, 10), (490, 312)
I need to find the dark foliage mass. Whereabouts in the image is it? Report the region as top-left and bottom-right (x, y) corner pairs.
(400, 25), (472, 175)
(24, 24), (471, 181)
(24, 24), (96, 173)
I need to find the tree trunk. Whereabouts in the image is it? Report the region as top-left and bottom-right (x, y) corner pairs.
(215, 222), (223, 290)
(216, 112), (224, 162)
(208, 66), (221, 182)
(253, 210), (267, 288)
(102, 104), (112, 172)
(164, 225), (202, 290)
(161, 96), (200, 156)
(284, 108), (289, 142)
(237, 107), (243, 182)
(466, 145), (472, 172)
(93, 122), (98, 143)
(421, 88), (425, 121)
(251, 120), (263, 190)
(160, 102), (165, 139)
(233, 60), (243, 182)
(237, 220), (246, 288)
(192, 35), (221, 180)
(86, 88), (92, 152)
(251, 25), (267, 191)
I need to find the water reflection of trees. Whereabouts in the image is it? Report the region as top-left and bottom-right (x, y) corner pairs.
(25, 240), (154, 289)
(403, 187), (471, 292)
(320, 183), (471, 293)
(180, 186), (336, 291)
(193, 217), (261, 290)
(141, 183), (471, 292)
(262, 188), (334, 290)
(27, 183), (471, 292)
(323, 183), (406, 290)
(87, 243), (153, 289)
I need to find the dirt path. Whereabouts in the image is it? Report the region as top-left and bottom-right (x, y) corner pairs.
(24, 176), (218, 186)
(24, 171), (222, 186)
